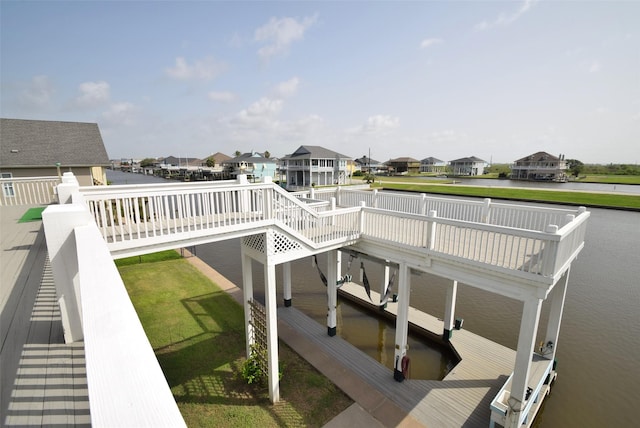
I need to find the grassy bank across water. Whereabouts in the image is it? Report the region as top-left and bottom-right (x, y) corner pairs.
(116, 251), (352, 427)
(375, 182), (640, 210)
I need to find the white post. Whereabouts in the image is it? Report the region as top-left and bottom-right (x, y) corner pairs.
(241, 250), (254, 358)
(380, 263), (390, 309)
(393, 262), (410, 381)
(283, 262), (292, 307)
(327, 250), (338, 337)
(482, 198), (491, 223)
(543, 267), (570, 361)
(443, 280), (458, 341)
(264, 260), (280, 403)
(42, 204), (93, 343)
(372, 189), (378, 208)
(506, 297), (543, 428)
(427, 210), (437, 250)
(57, 172), (80, 204)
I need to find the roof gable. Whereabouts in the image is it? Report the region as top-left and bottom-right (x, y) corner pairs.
(286, 145), (350, 160)
(0, 118), (110, 168)
(514, 151), (560, 163)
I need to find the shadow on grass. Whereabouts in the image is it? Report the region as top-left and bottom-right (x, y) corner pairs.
(151, 290), (346, 427)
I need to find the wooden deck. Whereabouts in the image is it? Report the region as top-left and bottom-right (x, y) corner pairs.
(1, 206), (89, 427)
(278, 281), (552, 427)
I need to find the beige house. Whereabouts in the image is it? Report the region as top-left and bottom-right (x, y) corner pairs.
(510, 151), (568, 182)
(0, 118), (110, 186)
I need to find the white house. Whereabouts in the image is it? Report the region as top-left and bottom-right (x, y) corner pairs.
(510, 152), (568, 182)
(449, 156), (486, 176)
(280, 145), (350, 189)
(420, 157), (447, 174)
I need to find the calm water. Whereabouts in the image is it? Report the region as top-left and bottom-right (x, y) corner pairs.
(108, 170), (639, 426)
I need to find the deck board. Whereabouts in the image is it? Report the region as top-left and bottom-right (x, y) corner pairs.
(1, 206), (90, 427)
(279, 282), (523, 427)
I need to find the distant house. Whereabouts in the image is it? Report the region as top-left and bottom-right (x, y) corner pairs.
(0, 118), (110, 186)
(280, 145), (350, 189)
(223, 151), (277, 181)
(420, 157), (447, 174)
(449, 156), (486, 176)
(510, 152), (568, 182)
(160, 156), (203, 168)
(385, 157), (421, 175)
(205, 152), (232, 167)
(354, 155), (385, 174)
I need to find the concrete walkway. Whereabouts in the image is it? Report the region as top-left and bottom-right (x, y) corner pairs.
(182, 250), (423, 428)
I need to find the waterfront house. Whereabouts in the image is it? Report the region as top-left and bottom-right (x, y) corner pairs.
(510, 152), (568, 182)
(354, 155), (385, 174)
(420, 157), (447, 174)
(223, 151), (277, 181)
(280, 145), (350, 189)
(0, 118), (110, 187)
(449, 156), (486, 176)
(385, 157), (421, 175)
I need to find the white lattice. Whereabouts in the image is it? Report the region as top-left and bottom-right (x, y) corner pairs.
(243, 234), (265, 253)
(268, 230), (303, 256)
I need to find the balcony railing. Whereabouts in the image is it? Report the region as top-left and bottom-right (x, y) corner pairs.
(0, 176), (60, 206)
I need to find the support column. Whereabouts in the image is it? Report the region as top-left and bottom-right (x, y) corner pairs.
(241, 250), (254, 358)
(443, 280), (458, 341)
(393, 262), (410, 382)
(327, 250), (338, 337)
(282, 262), (292, 307)
(544, 267), (570, 361)
(506, 297), (543, 428)
(380, 263), (390, 310)
(264, 260), (280, 403)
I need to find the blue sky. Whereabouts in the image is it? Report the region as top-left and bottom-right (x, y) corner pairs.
(2, 0), (638, 164)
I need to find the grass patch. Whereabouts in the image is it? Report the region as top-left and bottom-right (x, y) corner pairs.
(18, 207), (46, 223)
(376, 182), (640, 210)
(119, 254), (352, 427)
(571, 175), (640, 185)
(115, 250), (183, 266)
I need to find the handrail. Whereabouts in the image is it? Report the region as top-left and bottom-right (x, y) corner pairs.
(0, 176), (60, 206)
(78, 180), (588, 281)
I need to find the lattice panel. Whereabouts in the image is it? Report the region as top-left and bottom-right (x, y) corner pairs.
(269, 230), (303, 255)
(243, 234), (265, 253)
(248, 298), (268, 375)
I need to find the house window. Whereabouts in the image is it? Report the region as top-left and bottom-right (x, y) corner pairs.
(1, 173), (15, 197)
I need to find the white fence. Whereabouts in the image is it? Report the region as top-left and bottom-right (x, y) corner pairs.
(0, 176), (59, 206)
(78, 179), (589, 282)
(308, 188), (580, 232)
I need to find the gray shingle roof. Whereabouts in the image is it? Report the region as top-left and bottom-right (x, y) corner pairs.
(514, 151), (560, 163)
(0, 118), (110, 167)
(283, 145), (351, 160)
(450, 156), (486, 163)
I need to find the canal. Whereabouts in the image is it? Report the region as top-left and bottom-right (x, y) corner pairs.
(109, 170), (639, 427)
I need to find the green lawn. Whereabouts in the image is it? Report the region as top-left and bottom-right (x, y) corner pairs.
(571, 175), (640, 185)
(117, 252), (352, 427)
(373, 182), (640, 210)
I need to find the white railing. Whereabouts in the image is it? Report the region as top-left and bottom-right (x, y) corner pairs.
(360, 206), (590, 280)
(80, 180), (362, 254)
(77, 178), (588, 281)
(0, 176), (59, 206)
(74, 223), (186, 427)
(309, 188), (580, 232)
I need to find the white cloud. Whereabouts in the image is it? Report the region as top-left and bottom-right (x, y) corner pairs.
(350, 115), (400, 135)
(420, 38), (443, 49)
(232, 97), (284, 129)
(274, 77), (300, 97)
(19, 75), (54, 108)
(165, 56), (226, 81)
(102, 102), (137, 126)
(475, 0), (538, 31)
(254, 15), (317, 60)
(208, 91), (237, 102)
(75, 81), (110, 107)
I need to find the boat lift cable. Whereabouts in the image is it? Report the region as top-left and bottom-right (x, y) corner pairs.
(379, 269), (397, 307)
(313, 255), (352, 288)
